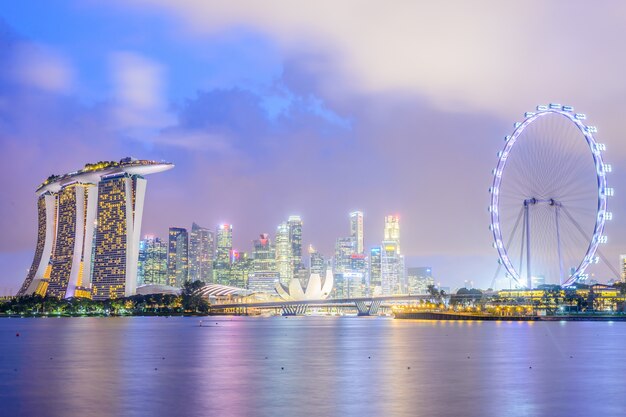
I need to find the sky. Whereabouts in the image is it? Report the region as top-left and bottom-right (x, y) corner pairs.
(1, 1), (626, 294)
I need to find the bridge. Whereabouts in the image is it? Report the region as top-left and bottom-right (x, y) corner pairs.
(210, 294), (440, 316)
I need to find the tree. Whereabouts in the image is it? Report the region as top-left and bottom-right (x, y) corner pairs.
(181, 280), (210, 313)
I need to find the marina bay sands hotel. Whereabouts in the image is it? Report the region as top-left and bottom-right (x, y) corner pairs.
(17, 158), (173, 300)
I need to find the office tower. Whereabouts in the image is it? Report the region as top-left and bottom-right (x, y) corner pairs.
(214, 224), (233, 285)
(138, 238), (148, 286)
(248, 271), (280, 293)
(309, 245), (326, 277)
(189, 222), (214, 283)
(275, 222), (292, 284)
(19, 159), (172, 299)
(333, 237), (355, 274)
(384, 215), (401, 253)
(621, 255), (626, 282)
(349, 211), (364, 254)
(167, 227), (189, 287)
(381, 241), (404, 295)
(407, 267), (434, 294)
(253, 234), (276, 273)
(288, 215), (303, 275)
(369, 246), (382, 293)
(229, 253), (252, 288)
(140, 236), (168, 286)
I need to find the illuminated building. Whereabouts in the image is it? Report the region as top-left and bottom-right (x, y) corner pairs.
(333, 237), (354, 275)
(17, 193), (57, 296)
(621, 255), (626, 282)
(252, 234), (276, 273)
(407, 267), (434, 294)
(369, 246), (382, 295)
(288, 215), (304, 275)
(46, 183), (97, 298)
(349, 211), (364, 254)
(309, 245), (326, 277)
(139, 235), (167, 286)
(384, 215), (401, 253)
(381, 241), (405, 295)
(19, 158), (172, 299)
(167, 227), (189, 287)
(275, 222), (292, 284)
(248, 271), (280, 293)
(189, 222), (214, 283)
(275, 270), (334, 301)
(214, 224), (233, 285)
(229, 254), (252, 288)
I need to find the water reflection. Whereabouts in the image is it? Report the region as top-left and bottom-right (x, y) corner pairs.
(1, 317), (626, 416)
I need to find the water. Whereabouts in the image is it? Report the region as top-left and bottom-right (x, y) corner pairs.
(1, 316), (625, 417)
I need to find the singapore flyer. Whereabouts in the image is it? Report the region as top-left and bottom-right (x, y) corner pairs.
(489, 104), (612, 288)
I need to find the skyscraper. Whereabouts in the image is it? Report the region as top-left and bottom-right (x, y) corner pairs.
(369, 246), (382, 294)
(288, 215), (303, 275)
(18, 158), (173, 299)
(167, 227), (189, 287)
(275, 222), (292, 284)
(309, 245), (326, 277)
(349, 211), (364, 254)
(384, 215), (401, 253)
(334, 237), (355, 274)
(140, 236), (168, 286)
(252, 233), (276, 273)
(47, 183), (97, 299)
(407, 267), (434, 294)
(214, 224), (233, 285)
(381, 241), (404, 295)
(189, 222), (214, 283)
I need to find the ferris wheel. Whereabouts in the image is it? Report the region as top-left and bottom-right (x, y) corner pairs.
(489, 104), (611, 288)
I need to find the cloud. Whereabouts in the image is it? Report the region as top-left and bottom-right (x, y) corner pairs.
(121, 0), (626, 117)
(110, 51), (175, 132)
(11, 43), (74, 93)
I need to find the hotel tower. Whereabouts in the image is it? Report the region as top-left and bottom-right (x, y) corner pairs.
(18, 158), (173, 299)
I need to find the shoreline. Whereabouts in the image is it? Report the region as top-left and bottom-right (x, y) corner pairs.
(394, 311), (626, 321)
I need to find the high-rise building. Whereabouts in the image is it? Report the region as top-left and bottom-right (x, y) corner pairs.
(46, 183), (97, 298)
(288, 215), (303, 275)
(333, 237), (355, 274)
(140, 236), (168, 286)
(18, 158), (173, 299)
(309, 245), (326, 277)
(407, 267), (434, 294)
(369, 246), (382, 294)
(189, 222), (214, 283)
(621, 255), (626, 282)
(275, 222), (292, 284)
(350, 211), (364, 255)
(229, 253), (252, 288)
(214, 224), (233, 285)
(252, 234), (276, 273)
(384, 215), (401, 253)
(381, 241), (404, 295)
(167, 227), (189, 287)
(248, 271), (280, 293)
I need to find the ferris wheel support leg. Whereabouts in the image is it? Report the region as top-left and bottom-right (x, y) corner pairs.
(555, 205), (565, 286)
(525, 202), (532, 289)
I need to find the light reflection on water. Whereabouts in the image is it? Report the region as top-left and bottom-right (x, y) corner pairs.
(1, 317), (625, 417)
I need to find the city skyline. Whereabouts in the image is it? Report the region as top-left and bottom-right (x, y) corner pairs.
(2, 2), (626, 294)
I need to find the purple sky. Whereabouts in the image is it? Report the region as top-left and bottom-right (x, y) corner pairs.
(1, 1), (626, 294)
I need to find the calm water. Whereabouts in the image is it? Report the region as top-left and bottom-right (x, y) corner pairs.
(1, 316), (625, 417)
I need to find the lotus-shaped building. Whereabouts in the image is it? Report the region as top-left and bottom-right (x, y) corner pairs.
(275, 270), (334, 301)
